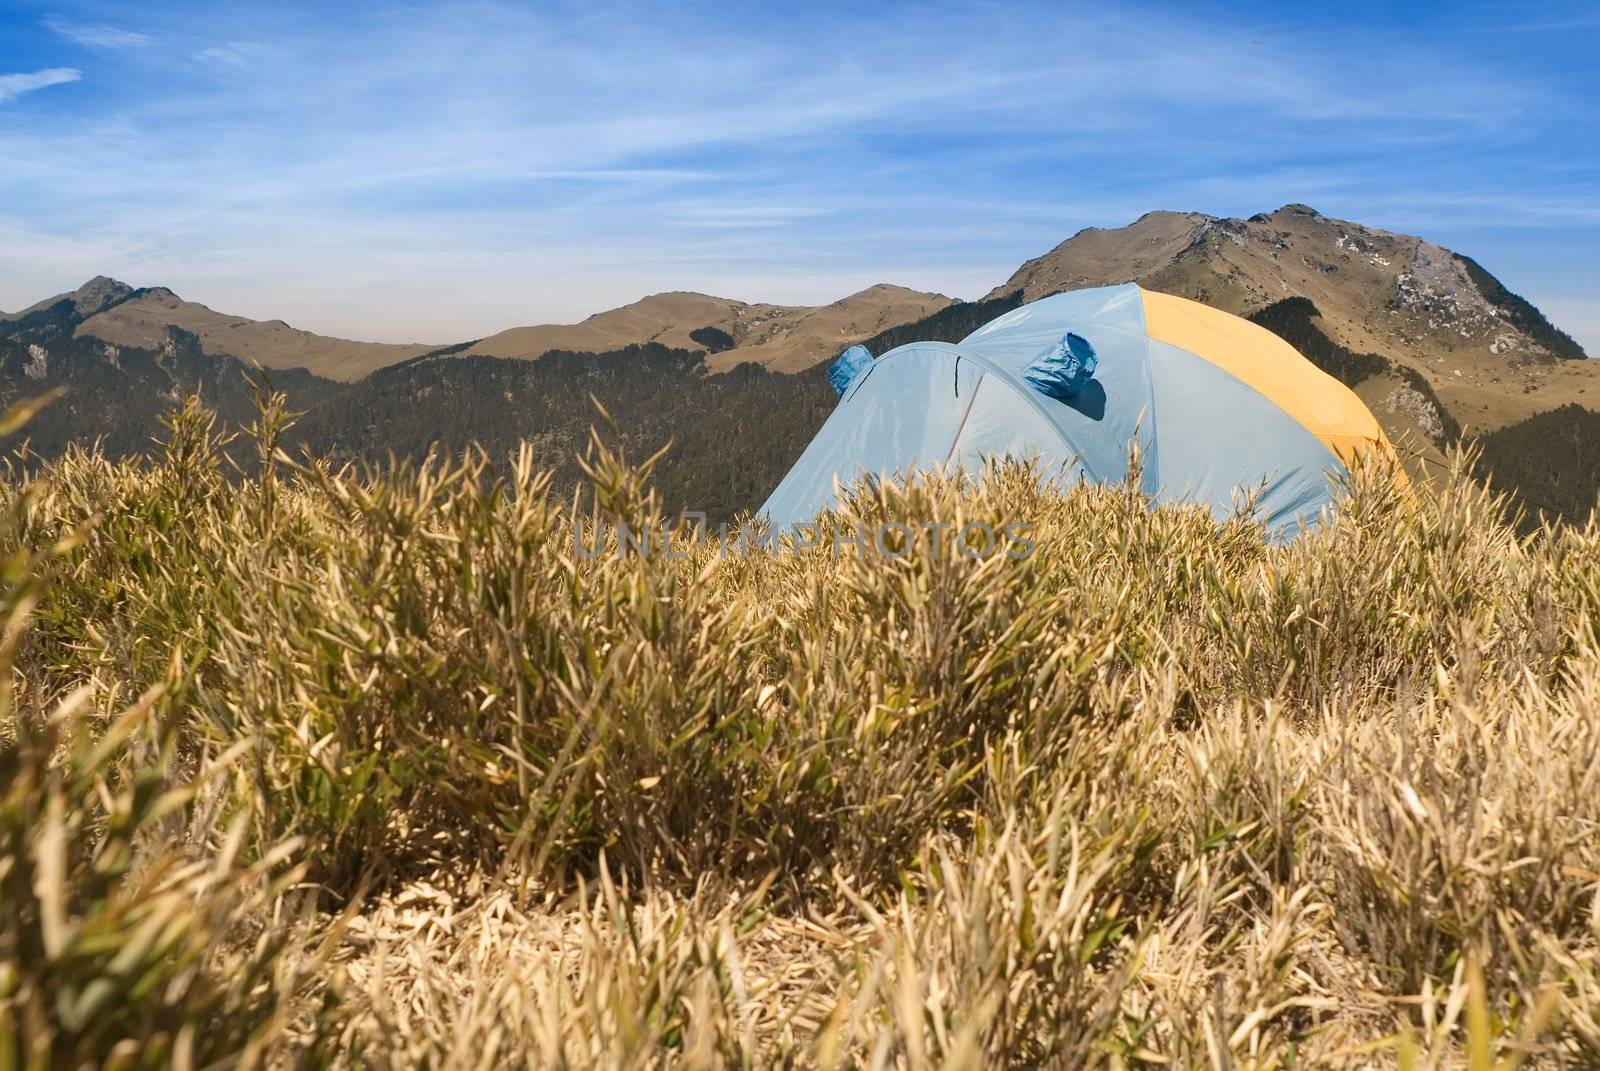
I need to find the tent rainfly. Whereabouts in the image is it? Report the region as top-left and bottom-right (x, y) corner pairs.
(759, 283), (1402, 542)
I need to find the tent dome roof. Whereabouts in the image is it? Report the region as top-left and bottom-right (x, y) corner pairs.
(761, 284), (1399, 541)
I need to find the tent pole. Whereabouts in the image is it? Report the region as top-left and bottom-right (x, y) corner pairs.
(943, 374), (984, 467)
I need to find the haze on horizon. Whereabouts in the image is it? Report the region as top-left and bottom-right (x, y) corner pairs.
(1, 0), (1596, 353)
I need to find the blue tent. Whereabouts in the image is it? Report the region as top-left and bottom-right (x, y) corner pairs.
(760, 284), (1399, 542)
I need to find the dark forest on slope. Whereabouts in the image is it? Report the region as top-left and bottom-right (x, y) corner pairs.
(0, 297), (336, 464)
(289, 346), (835, 521)
(1476, 404), (1600, 528)
(1245, 297), (1462, 442)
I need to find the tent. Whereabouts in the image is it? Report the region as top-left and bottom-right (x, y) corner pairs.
(759, 283), (1400, 542)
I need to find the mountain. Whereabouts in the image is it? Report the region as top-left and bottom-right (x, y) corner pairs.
(465, 283), (954, 372)
(4, 277), (435, 381)
(0, 282), (342, 464)
(989, 205), (1595, 440)
(1, 275), (136, 322)
(291, 346), (835, 521)
(0, 289), (826, 520)
(2, 206), (1595, 526)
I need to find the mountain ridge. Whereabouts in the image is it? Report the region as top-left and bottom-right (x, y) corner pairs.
(462, 283), (956, 373)
(21, 205), (1586, 411)
(985, 204), (1593, 436)
(5, 205), (1595, 524)
(3, 277), (434, 382)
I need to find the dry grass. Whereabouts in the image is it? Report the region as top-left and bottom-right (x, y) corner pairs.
(2, 392), (1599, 1068)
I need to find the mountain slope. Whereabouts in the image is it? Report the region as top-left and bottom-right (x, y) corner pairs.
(291, 345), (834, 521)
(990, 204), (1596, 435)
(6, 277), (436, 381)
(0, 285), (831, 519)
(1477, 405), (1600, 527)
(706, 284), (958, 372)
(464, 292), (750, 361)
(466, 284), (954, 373)
(2, 275), (136, 322)
(78, 285), (435, 381)
(2, 208), (1594, 525)
(0, 288), (343, 463)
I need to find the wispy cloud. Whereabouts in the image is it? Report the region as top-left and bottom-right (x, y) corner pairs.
(0, 67), (81, 105)
(42, 18), (152, 50)
(662, 202), (835, 230)
(0, 1), (1593, 343)
(194, 43), (268, 73)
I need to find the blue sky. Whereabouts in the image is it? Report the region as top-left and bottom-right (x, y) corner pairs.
(1, 1), (1596, 351)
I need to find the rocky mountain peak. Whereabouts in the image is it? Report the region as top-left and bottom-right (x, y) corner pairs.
(69, 276), (135, 316)
(984, 204), (1592, 449)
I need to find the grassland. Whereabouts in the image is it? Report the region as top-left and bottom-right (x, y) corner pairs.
(3, 392), (1599, 1068)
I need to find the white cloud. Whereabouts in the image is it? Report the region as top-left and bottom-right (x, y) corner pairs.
(194, 43), (269, 73)
(0, 3), (1593, 343)
(0, 68), (81, 105)
(42, 18), (152, 50)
